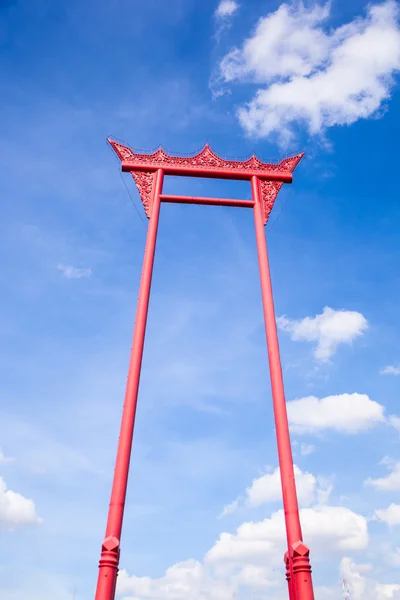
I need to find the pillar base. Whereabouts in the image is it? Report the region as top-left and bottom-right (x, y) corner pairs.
(290, 541), (314, 600)
(95, 537), (120, 600)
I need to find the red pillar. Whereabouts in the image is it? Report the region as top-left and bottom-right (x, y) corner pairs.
(94, 169), (165, 600)
(251, 176), (314, 600)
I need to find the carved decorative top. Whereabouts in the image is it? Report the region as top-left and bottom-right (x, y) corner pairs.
(108, 138), (303, 178)
(258, 154), (303, 224)
(109, 139), (303, 222)
(260, 180), (282, 225)
(131, 171), (155, 218)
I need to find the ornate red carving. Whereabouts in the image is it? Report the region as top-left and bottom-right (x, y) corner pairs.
(109, 139), (303, 175)
(260, 180), (282, 225)
(131, 171), (155, 218)
(108, 139), (303, 223)
(260, 153), (304, 225)
(279, 153), (304, 173)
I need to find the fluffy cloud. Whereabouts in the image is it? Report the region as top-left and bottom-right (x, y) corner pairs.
(277, 307), (368, 361)
(236, 564), (277, 589)
(219, 465), (334, 518)
(287, 393), (385, 434)
(219, 2), (331, 83)
(57, 263), (92, 279)
(117, 561), (211, 600)
(207, 506), (367, 566)
(381, 365), (400, 375)
(218, 1), (400, 144)
(215, 1), (239, 19)
(0, 476), (41, 527)
(245, 465), (316, 507)
(366, 462), (400, 491)
(341, 557), (400, 600)
(389, 416), (400, 431)
(118, 506), (368, 600)
(375, 504), (400, 526)
(118, 461), (368, 600)
(118, 560), (276, 600)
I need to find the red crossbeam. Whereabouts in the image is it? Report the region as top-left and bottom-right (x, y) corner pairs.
(122, 161), (293, 182)
(160, 194), (254, 208)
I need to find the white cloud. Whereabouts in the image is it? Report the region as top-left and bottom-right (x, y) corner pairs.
(236, 565), (277, 589)
(218, 1), (400, 144)
(57, 263), (92, 279)
(245, 465), (316, 507)
(341, 557), (400, 600)
(118, 506), (368, 600)
(277, 307), (368, 361)
(207, 505), (368, 565)
(117, 560), (235, 600)
(377, 586), (400, 599)
(215, 0), (239, 19)
(302, 506), (368, 553)
(0, 476), (41, 527)
(388, 415), (400, 431)
(375, 504), (400, 526)
(219, 2), (331, 83)
(118, 461), (368, 600)
(287, 393), (385, 434)
(381, 365), (400, 375)
(366, 462), (400, 491)
(117, 560), (203, 597)
(219, 464), (333, 517)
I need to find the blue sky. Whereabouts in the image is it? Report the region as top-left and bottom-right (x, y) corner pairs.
(1, 0), (400, 598)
